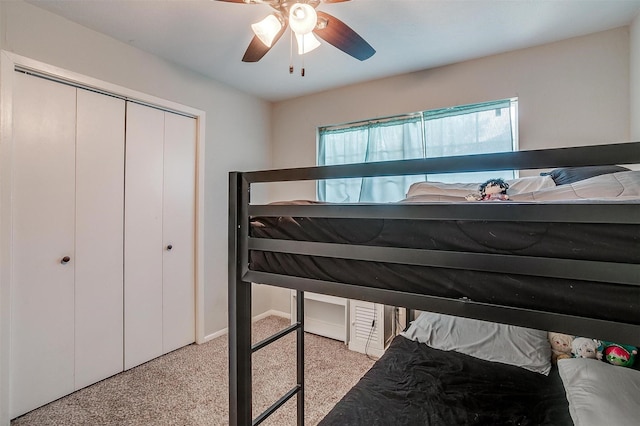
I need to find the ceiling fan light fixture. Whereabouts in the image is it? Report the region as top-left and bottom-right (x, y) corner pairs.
(251, 14), (283, 47)
(295, 31), (321, 55)
(227, 0), (375, 65)
(289, 3), (317, 35)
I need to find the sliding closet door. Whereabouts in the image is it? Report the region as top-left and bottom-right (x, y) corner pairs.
(124, 102), (165, 370)
(162, 113), (196, 353)
(11, 73), (77, 418)
(75, 89), (125, 389)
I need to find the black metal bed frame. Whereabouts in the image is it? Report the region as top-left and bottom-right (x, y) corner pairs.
(229, 141), (640, 426)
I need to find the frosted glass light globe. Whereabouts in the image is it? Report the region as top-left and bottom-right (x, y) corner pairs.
(289, 3), (317, 35)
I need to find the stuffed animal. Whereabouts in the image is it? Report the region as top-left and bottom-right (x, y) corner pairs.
(571, 337), (599, 359)
(465, 178), (510, 201)
(548, 332), (574, 363)
(597, 341), (638, 367)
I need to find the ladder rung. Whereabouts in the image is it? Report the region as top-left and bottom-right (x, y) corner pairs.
(252, 322), (302, 353)
(252, 384), (302, 426)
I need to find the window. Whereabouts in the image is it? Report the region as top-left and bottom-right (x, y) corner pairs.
(318, 98), (518, 202)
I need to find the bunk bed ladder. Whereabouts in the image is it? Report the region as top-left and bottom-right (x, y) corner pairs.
(230, 171), (305, 426)
(252, 291), (304, 425)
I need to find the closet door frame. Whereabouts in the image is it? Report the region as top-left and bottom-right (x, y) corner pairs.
(0, 51), (206, 425)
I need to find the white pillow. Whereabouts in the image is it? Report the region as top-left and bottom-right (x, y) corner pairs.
(405, 176), (555, 198)
(401, 312), (551, 375)
(558, 358), (640, 426)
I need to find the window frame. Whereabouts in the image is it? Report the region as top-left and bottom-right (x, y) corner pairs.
(316, 98), (519, 202)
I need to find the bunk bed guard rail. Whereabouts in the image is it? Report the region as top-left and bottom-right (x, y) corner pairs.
(228, 141), (640, 426)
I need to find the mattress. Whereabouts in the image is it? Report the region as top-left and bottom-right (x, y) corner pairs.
(249, 172), (640, 325)
(318, 335), (572, 426)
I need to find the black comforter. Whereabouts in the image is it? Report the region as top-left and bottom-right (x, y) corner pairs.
(319, 335), (572, 426)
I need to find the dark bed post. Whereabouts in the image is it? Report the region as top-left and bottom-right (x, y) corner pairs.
(229, 171), (252, 426)
(296, 289), (305, 426)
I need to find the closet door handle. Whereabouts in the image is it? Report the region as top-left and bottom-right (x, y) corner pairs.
(61, 256), (71, 264)
(166, 244), (173, 251)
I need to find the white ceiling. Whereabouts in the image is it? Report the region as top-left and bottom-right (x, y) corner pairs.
(25, 0), (640, 102)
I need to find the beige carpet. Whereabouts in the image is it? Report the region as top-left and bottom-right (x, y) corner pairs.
(11, 316), (375, 425)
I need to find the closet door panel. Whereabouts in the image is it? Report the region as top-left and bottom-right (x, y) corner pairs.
(162, 113), (196, 353)
(75, 89), (125, 389)
(11, 73), (76, 418)
(124, 102), (165, 369)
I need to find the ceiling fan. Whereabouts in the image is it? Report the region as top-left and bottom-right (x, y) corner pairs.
(216, 0), (375, 63)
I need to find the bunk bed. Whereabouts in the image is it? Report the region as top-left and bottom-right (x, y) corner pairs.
(228, 141), (640, 426)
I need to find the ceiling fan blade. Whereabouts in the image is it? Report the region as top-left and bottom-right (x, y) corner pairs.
(216, 0), (260, 3)
(242, 26), (286, 62)
(216, 0), (281, 4)
(314, 11), (375, 61)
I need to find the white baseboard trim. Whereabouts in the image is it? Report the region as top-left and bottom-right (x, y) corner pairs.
(252, 309), (291, 322)
(202, 310), (292, 343)
(203, 328), (228, 343)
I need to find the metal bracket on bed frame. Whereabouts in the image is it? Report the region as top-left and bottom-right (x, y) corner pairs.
(230, 172), (305, 426)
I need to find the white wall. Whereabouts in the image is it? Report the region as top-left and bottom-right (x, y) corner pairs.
(272, 27), (630, 194)
(0, 2), (4, 48)
(0, 1), (272, 337)
(631, 12), (640, 140)
(268, 27), (632, 313)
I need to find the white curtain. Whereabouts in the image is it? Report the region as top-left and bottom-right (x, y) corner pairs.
(318, 117), (425, 202)
(318, 99), (517, 202)
(423, 100), (516, 183)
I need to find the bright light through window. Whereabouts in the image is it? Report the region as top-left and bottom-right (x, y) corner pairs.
(317, 98), (518, 202)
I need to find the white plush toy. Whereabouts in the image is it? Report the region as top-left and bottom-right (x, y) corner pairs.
(548, 332), (573, 363)
(571, 337), (599, 359)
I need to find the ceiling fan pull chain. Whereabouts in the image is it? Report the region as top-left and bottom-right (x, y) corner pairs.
(289, 28), (294, 74)
(301, 35), (306, 77)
